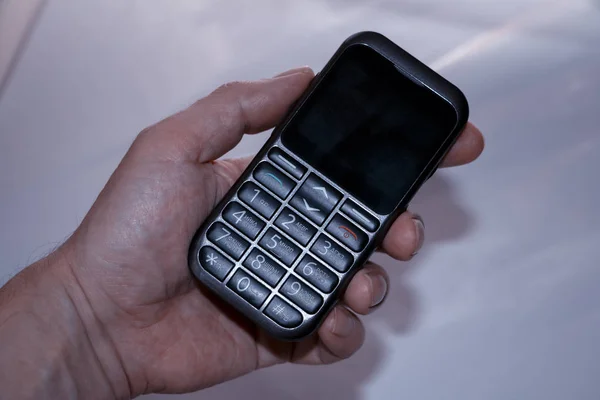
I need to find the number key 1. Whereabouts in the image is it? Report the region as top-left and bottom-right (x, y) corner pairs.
(238, 182), (281, 219)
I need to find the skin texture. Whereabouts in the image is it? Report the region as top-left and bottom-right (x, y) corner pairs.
(0, 67), (484, 399)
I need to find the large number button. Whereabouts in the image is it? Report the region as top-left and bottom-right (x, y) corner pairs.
(295, 255), (338, 293)
(290, 174), (342, 225)
(341, 200), (379, 232)
(227, 269), (270, 308)
(259, 228), (301, 266)
(274, 208), (316, 246)
(222, 202), (265, 240)
(242, 249), (286, 287)
(199, 246), (234, 281)
(238, 182), (281, 219)
(264, 296), (303, 328)
(253, 162), (296, 199)
(326, 214), (368, 252)
(268, 148), (306, 180)
(310, 235), (353, 272)
(280, 276), (323, 313)
(207, 222), (250, 260)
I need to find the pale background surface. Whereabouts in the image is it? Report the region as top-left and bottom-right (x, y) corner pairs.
(1, 0), (600, 399)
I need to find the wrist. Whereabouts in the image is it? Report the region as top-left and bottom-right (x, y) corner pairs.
(0, 245), (131, 400)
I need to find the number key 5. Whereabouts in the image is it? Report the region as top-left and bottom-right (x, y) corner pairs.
(259, 228), (301, 266)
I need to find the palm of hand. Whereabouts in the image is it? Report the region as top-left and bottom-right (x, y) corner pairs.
(75, 150), (270, 394)
(69, 71), (340, 395)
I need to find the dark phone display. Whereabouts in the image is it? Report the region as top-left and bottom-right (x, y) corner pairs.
(282, 45), (458, 215)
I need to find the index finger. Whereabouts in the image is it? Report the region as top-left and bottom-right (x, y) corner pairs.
(439, 122), (485, 168)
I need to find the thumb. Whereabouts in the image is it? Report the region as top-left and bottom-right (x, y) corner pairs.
(210, 156), (254, 204)
(136, 67), (314, 163)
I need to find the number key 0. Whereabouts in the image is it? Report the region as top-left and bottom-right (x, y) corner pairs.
(227, 269), (270, 308)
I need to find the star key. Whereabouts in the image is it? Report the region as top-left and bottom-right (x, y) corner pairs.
(206, 252), (218, 266)
(199, 246), (234, 281)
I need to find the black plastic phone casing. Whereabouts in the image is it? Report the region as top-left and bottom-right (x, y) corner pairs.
(188, 31), (469, 341)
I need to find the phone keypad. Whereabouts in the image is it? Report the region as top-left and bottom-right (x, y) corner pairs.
(264, 296), (303, 328)
(290, 174), (341, 225)
(274, 208), (316, 246)
(341, 200), (379, 232)
(242, 249), (286, 287)
(326, 214), (368, 252)
(311, 234), (353, 272)
(207, 222), (250, 260)
(238, 182), (281, 219)
(227, 269), (270, 308)
(295, 255), (338, 293)
(259, 228), (302, 266)
(222, 202), (265, 240)
(280, 275), (323, 313)
(268, 148), (306, 180)
(253, 162), (295, 199)
(199, 246), (234, 281)
(199, 148), (375, 329)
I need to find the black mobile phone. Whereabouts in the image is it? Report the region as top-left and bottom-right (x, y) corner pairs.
(188, 31), (469, 341)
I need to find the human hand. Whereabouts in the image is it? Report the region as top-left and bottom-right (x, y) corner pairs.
(0, 67), (484, 398)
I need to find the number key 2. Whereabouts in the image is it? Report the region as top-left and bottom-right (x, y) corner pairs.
(274, 207), (316, 246)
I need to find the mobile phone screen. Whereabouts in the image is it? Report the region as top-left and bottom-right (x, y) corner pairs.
(282, 44), (459, 215)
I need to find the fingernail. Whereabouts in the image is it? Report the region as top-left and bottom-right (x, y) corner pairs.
(273, 66), (313, 78)
(368, 274), (388, 308)
(412, 214), (425, 256)
(332, 308), (355, 338)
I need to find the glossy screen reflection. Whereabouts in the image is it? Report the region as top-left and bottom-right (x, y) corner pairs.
(282, 45), (458, 214)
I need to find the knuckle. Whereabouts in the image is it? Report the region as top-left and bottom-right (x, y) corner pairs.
(213, 80), (246, 95)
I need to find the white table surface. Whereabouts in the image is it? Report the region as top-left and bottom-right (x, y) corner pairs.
(1, 0), (600, 399)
